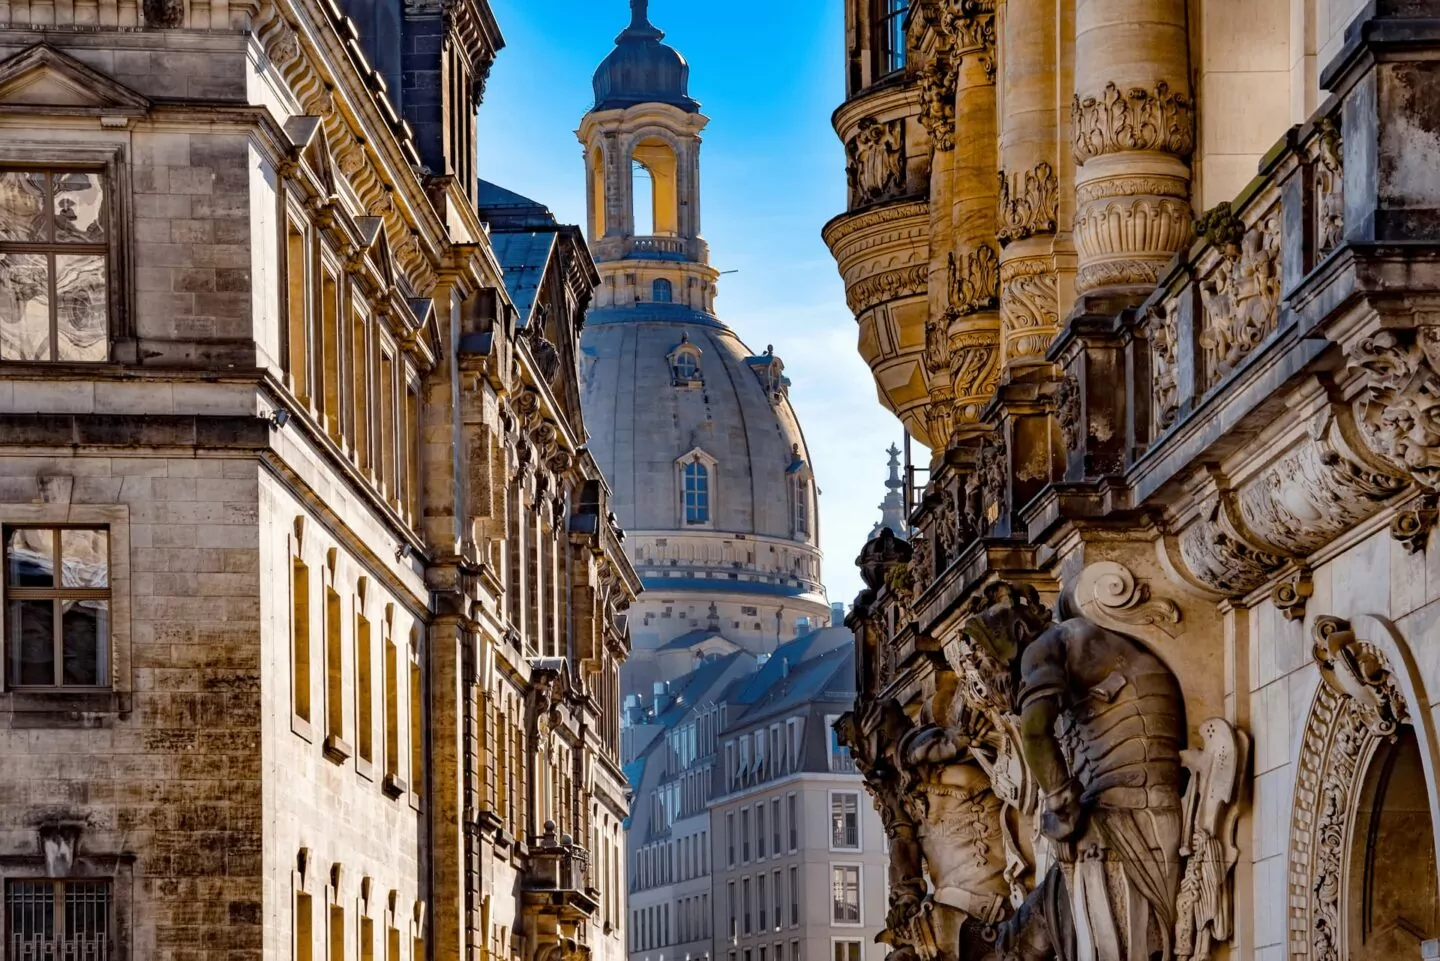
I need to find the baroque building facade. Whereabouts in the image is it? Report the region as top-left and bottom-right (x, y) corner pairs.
(826, 2), (1440, 961)
(0, 1), (635, 960)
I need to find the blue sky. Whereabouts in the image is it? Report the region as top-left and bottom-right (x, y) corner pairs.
(477, 0), (905, 607)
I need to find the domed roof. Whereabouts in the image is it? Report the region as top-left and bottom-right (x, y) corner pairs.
(580, 306), (815, 545)
(591, 0), (699, 114)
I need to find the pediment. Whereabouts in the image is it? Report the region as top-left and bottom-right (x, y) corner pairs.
(0, 44), (150, 113)
(284, 115), (337, 196)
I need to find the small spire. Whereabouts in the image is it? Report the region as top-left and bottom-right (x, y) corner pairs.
(620, 0), (663, 41)
(630, 0), (649, 26)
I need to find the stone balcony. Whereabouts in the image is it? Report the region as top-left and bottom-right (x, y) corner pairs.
(522, 822), (599, 922)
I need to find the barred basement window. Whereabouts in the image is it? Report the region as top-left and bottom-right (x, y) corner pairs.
(6, 879), (111, 960)
(4, 526), (110, 688)
(0, 168), (111, 363)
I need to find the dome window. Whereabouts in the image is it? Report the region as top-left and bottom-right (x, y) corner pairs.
(676, 447), (718, 529)
(787, 446), (813, 540)
(652, 278), (673, 303)
(667, 333), (703, 387)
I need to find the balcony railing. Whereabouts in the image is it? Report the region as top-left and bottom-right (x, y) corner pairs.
(626, 236), (688, 258)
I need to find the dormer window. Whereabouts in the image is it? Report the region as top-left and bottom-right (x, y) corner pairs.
(668, 333), (703, 387)
(653, 278), (673, 303)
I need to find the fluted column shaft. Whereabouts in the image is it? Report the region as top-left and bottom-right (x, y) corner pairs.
(940, 2), (1001, 444)
(1071, 0), (1193, 297)
(997, 0), (1064, 370)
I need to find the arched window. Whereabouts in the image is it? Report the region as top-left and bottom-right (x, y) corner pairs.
(632, 161), (655, 235)
(684, 461), (709, 524)
(653, 278), (673, 303)
(792, 476), (809, 536)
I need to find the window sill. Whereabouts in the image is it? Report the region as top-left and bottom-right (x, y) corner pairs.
(292, 714), (314, 742)
(356, 757), (375, 781)
(382, 773), (408, 799)
(323, 734), (353, 764)
(0, 690), (129, 727)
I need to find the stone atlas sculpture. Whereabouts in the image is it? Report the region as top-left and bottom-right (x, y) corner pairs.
(839, 567), (1248, 961)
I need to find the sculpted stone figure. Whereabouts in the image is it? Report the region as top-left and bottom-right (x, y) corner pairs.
(960, 583), (1186, 961)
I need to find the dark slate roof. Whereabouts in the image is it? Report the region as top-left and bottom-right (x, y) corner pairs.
(488, 231), (556, 326)
(650, 651), (746, 727)
(591, 1), (699, 113)
(657, 627), (726, 651)
(723, 628), (856, 727)
(476, 180), (556, 229)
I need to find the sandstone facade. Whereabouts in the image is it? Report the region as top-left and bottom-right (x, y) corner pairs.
(826, 2), (1440, 960)
(0, 1), (635, 960)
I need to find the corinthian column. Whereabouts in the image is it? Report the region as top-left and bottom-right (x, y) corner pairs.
(996, 0), (1062, 371)
(1071, 0), (1193, 298)
(937, 0), (1001, 442)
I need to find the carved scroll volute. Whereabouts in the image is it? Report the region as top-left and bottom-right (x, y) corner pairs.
(1072, 560), (1181, 640)
(1174, 717), (1249, 961)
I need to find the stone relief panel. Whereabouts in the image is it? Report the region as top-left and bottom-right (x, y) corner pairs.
(1197, 206), (1282, 389)
(996, 162), (1059, 246)
(1350, 321), (1440, 489)
(947, 244), (1001, 318)
(1313, 118), (1343, 257)
(998, 259), (1059, 366)
(1148, 299), (1182, 431)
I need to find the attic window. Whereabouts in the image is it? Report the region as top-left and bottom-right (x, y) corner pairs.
(668, 333), (703, 386)
(653, 278), (673, 303)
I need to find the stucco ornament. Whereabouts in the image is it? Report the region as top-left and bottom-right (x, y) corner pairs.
(1351, 322), (1440, 489)
(960, 581), (1186, 961)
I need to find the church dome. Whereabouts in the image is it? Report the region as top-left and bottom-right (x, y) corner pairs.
(591, 1), (699, 113)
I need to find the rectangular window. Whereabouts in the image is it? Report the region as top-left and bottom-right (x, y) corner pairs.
(792, 940), (801, 961)
(5, 879), (111, 958)
(0, 168), (111, 362)
(383, 629), (401, 790)
(323, 586), (347, 756)
(777, 943), (785, 961)
(350, 307), (371, 468)
(757, 803), (767, 859)
(329, 904), (345, 961)
(758, 873), (767, 932)
(404, 384), (422, 524)
(727, 881), (736, 941)
(409, 639), (424, 798)
(834, 942), (861, 961)
(292, 558), (311, 721)
(772, 798), (782, 855)
(741, 807), (751, 862)
(4, 526), (110, 688)
(831, 866), (861, 924)
(356, 611), (373, 764)
(874, 0), (908, 75)
(360, 916), (374, 961)
(379, 349), (397, 499)
(773, 869), (782, 931)
(320, 270), (341, 439)
(787, 793), (798, 852)
(742, 877), (752, 936)
(789, 865), (799, 926)
(285, 222), (310, 399)
(831, 792), (861, 850)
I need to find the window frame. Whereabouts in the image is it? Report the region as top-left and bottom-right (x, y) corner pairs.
(683, 460), (710, 525)
(829, 863), (863, 926)
(828, 790), (862, 852)
(2, 524), (112, 690)
(0, 505), (130, 713)
(4, 877), (114, 957)
(0, 150), (129, 365)
(871, 0), (908, 79)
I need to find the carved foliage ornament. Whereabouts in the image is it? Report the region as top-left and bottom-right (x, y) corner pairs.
(1055, 373), (1081, 452)
(998, 260), (1059, 364)
(1351, 323), (1440, 489)
(996, 162), (1059, 246)
(847, 117), (906, 206)
(1072, 80), (1196, 164)
(1148, 300), (1181, 430)
(1071, 560), (1181, 637)
(918, 52), (957, 152)
(946, 244), (999, 318)
(847, 264), (930, 314)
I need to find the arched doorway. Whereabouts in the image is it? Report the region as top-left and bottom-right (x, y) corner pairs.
(1348, 727), (1440, 959)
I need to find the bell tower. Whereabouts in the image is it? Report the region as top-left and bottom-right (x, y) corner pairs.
(578, 0), (719, 313)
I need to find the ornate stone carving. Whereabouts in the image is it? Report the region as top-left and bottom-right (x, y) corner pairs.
(1072, 195), (1194, 291)
(961, 582), (1186, 961)
(949, 333), (1000, 419)
(918, 53), (956, 152)
(1075, 257), (1164, 293)
(847, 117), (905, 206)
(946, 244), (999, 318)
(998, 259), (1058, 364)
(1174, 718), (1249, 961)
(1234, 405), (1407, 558)
(1312, 615), (1407, 738)
(1055, 374), (1081, 451)
(1391, 492), (1438, 553)
(1198, 212), (1282, 388)
(1176, 498), (1287, 596)
(1149, 300), (1181, 430)
(1351, 323), (1440, 488)
(142, 0), (184, 27)
(1072, 80), (1195, 164)
(976, 431), (1006, 527)
(846, 264), (930, 314)
(1072, 560), (1181, 637)
(1314, 118), (1343, 256)
(1271, 570), (1313, 621)
(996, 162), (1058, 245)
